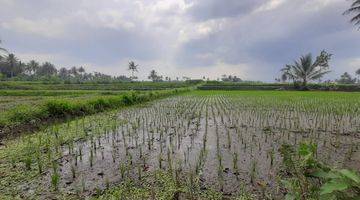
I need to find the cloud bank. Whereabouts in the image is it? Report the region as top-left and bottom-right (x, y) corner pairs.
(0, 0), (359, 81)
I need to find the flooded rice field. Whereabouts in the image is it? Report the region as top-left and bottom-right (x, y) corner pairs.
(2, 92), (360, 199)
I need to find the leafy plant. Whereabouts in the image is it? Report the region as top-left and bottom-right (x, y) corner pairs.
(313, 169), (360, 199)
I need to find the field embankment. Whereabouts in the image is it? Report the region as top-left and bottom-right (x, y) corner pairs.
(0, 88), (190, 139)
(198, 81), (360, 91)
(0, 81), (197, 91)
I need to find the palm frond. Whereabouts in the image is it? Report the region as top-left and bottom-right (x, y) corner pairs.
(0, 47), (8, 53)
(344, 1), (360, 27)
(351, 0), (360, 7)
(309, 70), (331, 80)
(351, 13), (360, 24)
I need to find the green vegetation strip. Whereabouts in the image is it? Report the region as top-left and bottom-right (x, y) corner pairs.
(0, 90), (123, 96)
(0, 88), (190, 137)
(198, 82), (360, 91)
(0, 81), (197, 91)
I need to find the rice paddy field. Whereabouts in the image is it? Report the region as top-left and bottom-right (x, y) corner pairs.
(0, 90), (359, 199)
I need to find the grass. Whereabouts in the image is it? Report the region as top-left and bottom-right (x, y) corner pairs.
(0, 88), (190, 138)
(0, 89), (124, 96)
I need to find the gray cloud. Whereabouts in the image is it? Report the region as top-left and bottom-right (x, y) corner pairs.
(0, 0), (359, 81)
(186, 0), (266, 21)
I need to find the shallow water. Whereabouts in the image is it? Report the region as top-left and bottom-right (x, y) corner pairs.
(24, 95), (360, 198)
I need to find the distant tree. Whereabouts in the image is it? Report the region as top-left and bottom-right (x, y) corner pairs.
(148, 70), (163, 82)
(36, 62), (57, 76)
(336, 72), (357, 84)
(70, 66), (78, 76)
(221, 74), (242, 82)
(128, 61), (138, 80)
(356, 68), (360, 83)
(344, 0), (360, 28)
(26, 60), (40, 75)
(281, 50), (332, 89)
(78, 66), (85, 74)
(5, 54), (19, 77)
(58, 67), (69, 79)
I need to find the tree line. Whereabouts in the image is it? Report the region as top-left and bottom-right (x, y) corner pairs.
(0, 52), (132, 83)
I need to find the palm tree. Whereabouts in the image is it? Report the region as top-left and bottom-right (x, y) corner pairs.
(37, 62), (57, 76)
(336, 72), (356, 84)
(58, 67), (69, 79)
(128, 61), (138, 80)
(344, 0), (360, 28)
(78, 66), (85, 74)
(148, 70), (159, 82)
(70, 66), (79, 76)
(6, 54), (19, 78)
(26, 60), (40, 75)
(281, 50), (332, 89)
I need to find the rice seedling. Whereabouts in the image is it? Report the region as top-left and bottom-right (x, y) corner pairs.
(1, 90), (359, 199)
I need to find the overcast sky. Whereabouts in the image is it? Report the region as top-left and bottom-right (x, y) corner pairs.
(0, 0), (359, 81)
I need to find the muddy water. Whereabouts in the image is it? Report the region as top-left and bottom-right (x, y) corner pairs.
(28, 95), (360, 198)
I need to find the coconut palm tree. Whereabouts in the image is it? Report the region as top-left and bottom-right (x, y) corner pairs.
(148, 70), (157, 82)
(6, 54), (19, 78)
(128, 61), (138, 80)
(70, 66), (79, 76)
(26, 60), (40, 75)
(281, 50), (332, 89)
(344, 0), (360, 28)
(78, 66), (85, 74)
(37, 62), (57, 76)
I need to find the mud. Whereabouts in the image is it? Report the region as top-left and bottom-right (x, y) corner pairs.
(21, 95), (360, 198)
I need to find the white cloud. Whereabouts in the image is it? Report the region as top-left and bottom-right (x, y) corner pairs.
(255, 0), (287, 12)
(96, 10), (136, 30)
(16, 52), (72, 65)
(1, 18), (68, 38)
(348, 58), (360, 71)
